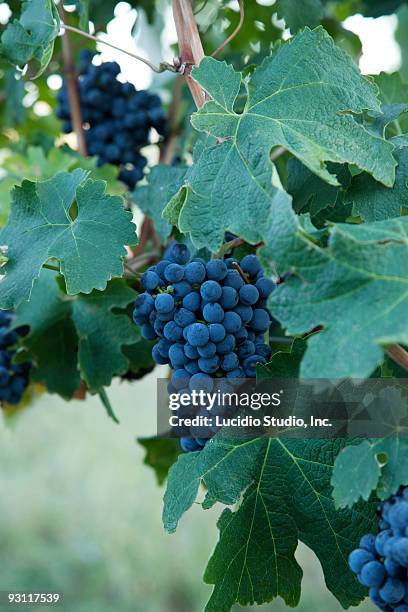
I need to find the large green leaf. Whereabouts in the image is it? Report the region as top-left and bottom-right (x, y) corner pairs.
(0, 147), (124, 228)
(0, 170), (136, 309)
(163, 437), (376, 611)
(14, 271), (139, 396)
(257, 338), (307, 380)
(331, 384), (408, 507)
(72, 281), (139, 392)
(331, 440), (382, 509)
(262, 197), (408, 378)
(0, 0), (60, 77)
(164, 134), (291, 252)
(347, 136), (408, 221)
(332, 434), (408, 507)
(192, 32), (395, 186)
(287, 158), (351, 218)
(166, 30), (396, 251)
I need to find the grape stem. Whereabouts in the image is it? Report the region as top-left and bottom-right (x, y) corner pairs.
(126, 252), (160, 272)
(123, 262), (142, 280)
(58, 8), (88, 156)
(213, 237), (245, 259)
(211, 0), (244, 58)
(172, 0), (206, 108)
(43, 263), (60, 272)
(60, 24), (177, 74)
(231, 261), (250, 284)
(387, 344), (408, 373)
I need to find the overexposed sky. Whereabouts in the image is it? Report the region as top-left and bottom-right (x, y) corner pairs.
(97, 1), (176, 90)
(344, 14), (401, 74)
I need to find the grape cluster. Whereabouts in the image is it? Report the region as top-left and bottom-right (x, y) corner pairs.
(0, 311), (31, 406)
(133, 242), (276, 452)
(56, 50), (166, 189)
(348, 487), (408, 611)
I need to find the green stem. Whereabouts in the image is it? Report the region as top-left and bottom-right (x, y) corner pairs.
(213, 237), (245, 259)
(60, 24), (176, 74)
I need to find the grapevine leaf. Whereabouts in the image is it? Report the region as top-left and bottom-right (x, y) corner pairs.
(370, 72), (408, 137)
(332, 386), (408, 506)
(14, 272), (138, 396)
(0, 0), (60, 77)
(163, 136), (291, 252)
(333, 438), (408, 507)
(331, 441), (382, 509)
(263, 196), (408, 378)
(375, 71), (408, 104)
(192, 59), (241, 112)
(71, 280), (139, 392)
(168, 31), (396, 251)
(0, 170), (136, 309)
(164, 437), (377, 610)
(376, 437), (408, 500)
(138, 437), (181, 485)
(275, 0), (323, 32)
(13, 270), (80, 398)
(0, 147), (124, 229)
(257, 338), (307, 379)
(287, 158), (351, 217)
(123, 337), (154, 367)
(192, 32), (395, 187)
(134, 165), (186, 244)
(347, 136), (408, 221)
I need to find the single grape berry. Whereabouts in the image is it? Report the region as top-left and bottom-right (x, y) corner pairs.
(239, 284), (260, 306)
(206, 260), (228, 281)
(186, 323), (210, 347)
(200, 280), (222, 303)
(155, 293), (174, 314)
(348, 549), (374, 574)
(359, 561), (387, 588)
(185, 261), (206, 284)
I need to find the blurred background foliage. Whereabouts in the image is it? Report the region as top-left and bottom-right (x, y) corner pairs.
(1, 0), (408, 610)
(0, 372), (376, 612)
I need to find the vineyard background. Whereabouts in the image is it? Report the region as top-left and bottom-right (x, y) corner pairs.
(0, 1), (407, 611)
(0, 374), (374, 612)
